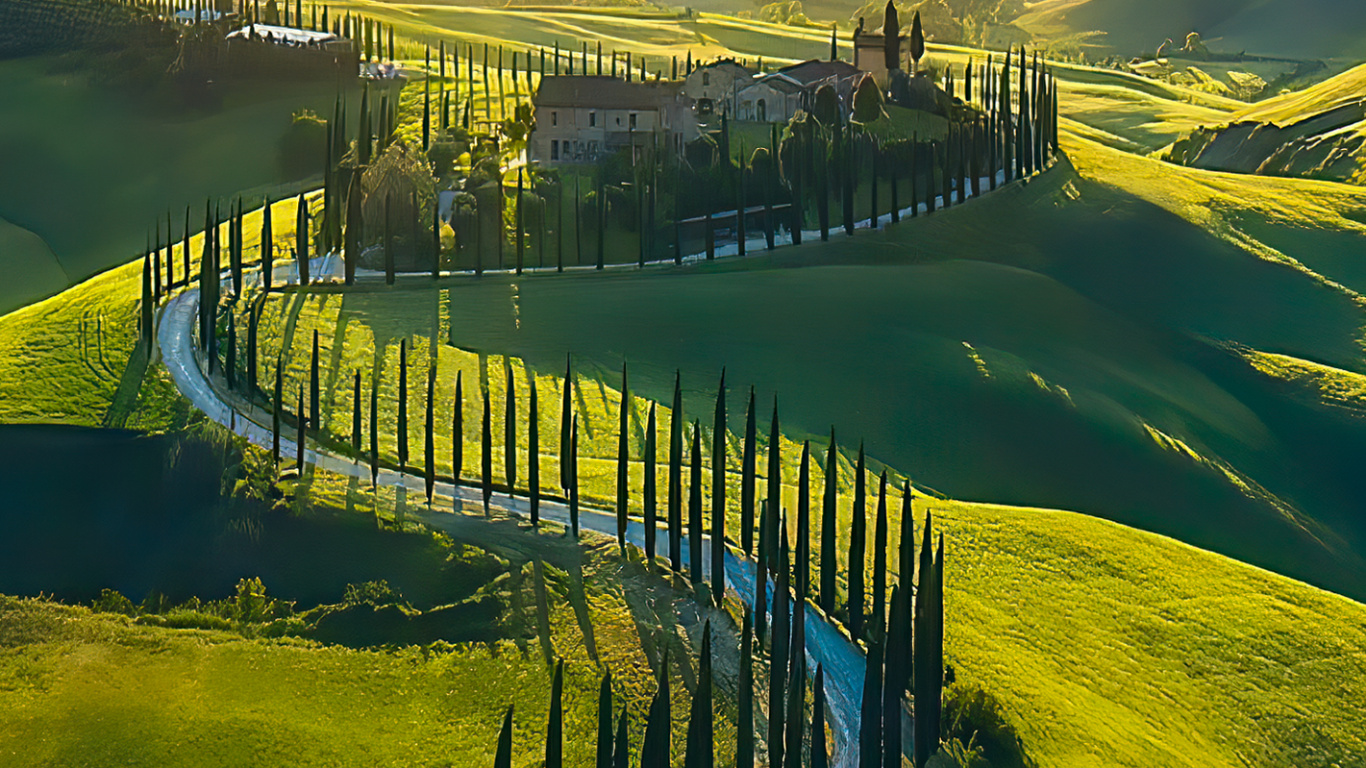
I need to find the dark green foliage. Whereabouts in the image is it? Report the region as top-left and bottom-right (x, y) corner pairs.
(613, 710), (629, 768)
(914, 511), (936, 768)
(848, 442), (867, 638)
(641, 651), (671, 766)
(782, 643), (804, 768)
(644, 402), (658, 562)
(296, 192), (310, 286)
(689, 420), (703, 583)
(493, 707), (513, 768)
(398, 340), (408, 471)
(424, 366), (436, 504)
(669, 371), (684, 570)
(296, 386), (306, 472)
(861, 635), (884, 768)
(769, 519), (790, 768)
(345, 176), (360, 285)
(352, 371), (362, 456)
(741, 386), (757, 555)
(616, 362), (630, 551)
(712, 368), (726, 604)
(797, 441), (811, 600)
(225, 311), (236, 390)
(909, 11), (924, 66)
(310, 330), (320, 437)
(560, 355), (572, 492)
(738, 609), (754, 768)
(546, 659), (563, 768)
(766, 397), (781, 569)
(139, 255), (152, 344)
(273, 358), (282, 468)
(820, 428), (837, 613)
(812, 664), (829, 768)
(684, 621), (714, 768)
(853, 74), (885, 123)
(504, 360), (517, 491)
(453, 371), (464, 485)
(872, 471), (889, 636)
(529, 371), (540, 524)
(246, 302), (259, 393)
(569, 417), (580, 536)
(756, 501), (770, 641)
(369, 368), (380, 487)
(597, 671), (614, 768)
(885, 584), (909, 768)
(482, 390), (492, 512)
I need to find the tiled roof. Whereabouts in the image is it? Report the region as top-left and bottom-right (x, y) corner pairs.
(534, 76), (684, 109)
(776, 59), (861, 85)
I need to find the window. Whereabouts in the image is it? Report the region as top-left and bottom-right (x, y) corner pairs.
(551, 111), (558, 126)
(757, 98), (767, 122)
(589, 111), (596, 127)
(702, 71), (710, 86)
(551, 140), (559, 160)
(629, 112), (637, 129)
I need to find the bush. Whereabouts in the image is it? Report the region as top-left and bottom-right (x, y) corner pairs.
(277, 109), (328, 180)
(942, 684), (1035, 768)
(92, 588), (137, 617)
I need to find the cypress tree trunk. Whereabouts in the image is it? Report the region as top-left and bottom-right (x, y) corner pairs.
(820, 428), (837, 613)
(737, 608), (754, 768)
(310, 330), (320, 437)
(546, 659), (563, 768)
(769, 519), (790, 768)
(872, 471), (889, 636)
(560, 355), (572, 492)
(811, 664), (829, 768)
(370, 368), (380, 487)
(453, 371), (464, 485)
(504, 360), (517, 492)
(481, 391), (492, 512)
(425, 366), (436, 503)
(493, 707), (513, 768)
(569, 416), (580, 536)
(848, 442), (866, 639)
(711, 368), (726, 604)
(273, 359), (283, 468)
(689, 420), (702, 583)
(766, 397), (781, 569)
(529, 372), (540, 525)
(669, 371), (684, 571)
(644, 401), (657, 562)
(616, 362), (630, 551)
(398, 340), (408, 471)
(596, 671), (613, 768)
(797, 441), (810, 600)
(740, 386), (756, 555)
(860, 635), (884, 768)
(352, 370), (362, 457)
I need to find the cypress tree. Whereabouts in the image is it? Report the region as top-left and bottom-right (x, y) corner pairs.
(352, 370), (362, 456)
(797, 441), (810, 600)
(668, 370), (684, 571)
(225, 311), (237, 389)
(820, 427), (837, 613)
(246, 302), (259, 393)
(641, 650), (671, 766)
(691, 622), (716, 768)
(613, 710), (628, 768)
(546, 659), (563, 768)
(782, 646), (804, 768)
(384, 193), (395, 285)
(481, 390), (492, 511)
(529, 371), (540, 525)
(297, 192), (310, 286)
(425, 366), (436, 504)
(370, 368), (380, 487)
(769, 517), (791, 768)
(737, 609), (754, 768)
(560, 355), (572, 491)
(898, 481), (916, 635)
(504, 360), (517, 492)
(766, 396), (780, 568)
(569, 416), (579, 536)
(345, 175), (360, 285)
(740, 385), (756, 555)
(273, 358), (283, 468)
(182, 206), (191, 290)
(616, 362), (630, 551)
(596, 671), (614, 768)
(931, 534), (946, 758)
(689, 420), (702, 583)
(310, 329), (320, 437)
(848, 442), (867, 638)
(811, 664), (829, 768)
(644, 401), (658, 562)
(515, 170), (525, 275)
(422, 77), (431, 152)
(711, 368), (727, 604)
(398, 340), (408, 472)
(872, 471), (889, 635)
(140, 254), (152, 344)
(296, 385), (306, 473)
(453, 371), (464, 485)
(860, 634), (884, 768)
(492, 707), (513, 768)
(913, 510), (935, 768)
(884, 583), (908, 768)
(261, 201), (274, 291)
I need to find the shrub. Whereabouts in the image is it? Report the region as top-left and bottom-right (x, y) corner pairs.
(277, 109), (328, 180)
(92, 588), (137, 617)
(941, 684), (1034, 768)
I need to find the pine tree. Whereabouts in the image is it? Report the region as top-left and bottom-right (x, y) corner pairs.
(741, 385), (757, 555)
(425, 366), (436, 504)
(616, 362), (630, 551)
(482, 390), (492, 511)
(669, 370), (684, 571)
(370, 368), (380, 487)
(737, 609), (754, 768)
(310, 330), (320, 437)
(711, 368), (727, 604)
(529, 371), (540, 524)
(453, 371), (464, 485)
(820, 427), (838, 613)
(848, 442), (867, 638)
(560, 355), (572, 491)
(352, 370), (362, 456)
(493, 707), (513, 768)
(596, 671), (614, 768)
(689, 420), (703, 583)
(644, 401), (658, 562)
(872, 471), (889, 636)
(546, 659), (564, 768)
(398, 340), (408, 471)
(504, 360), (517, 492)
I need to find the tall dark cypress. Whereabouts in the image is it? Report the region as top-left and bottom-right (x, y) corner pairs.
(769, 518), (791, 768)
(782, 641), (804, 768)
(797, 441), (811, 600)
(424, 366), (436, 504)
(689, 420), (703, 583)
(872, 471), (889, 635)
(370, 368), (380, 487)
(740, 386), (757, 555)
(529, 371), (540, 525)
(596, 671), (614, 768)
(711, 368), (727, 604)
(766, 396), (781, 568)
(684, 621), (714, 768)
(452, 370), (464, 484)
(546, 659), (563, 768)
(384, 193), (395, 285)
(848, 442), (867, 638)
(756, 500), (770, 641)
(644, 401), (658, 562)
(352, 371), (362, 456)
(860, 634), (884, 768)
(481, 390), (492, 512)
(504, 360), (517, 492)
(737, 609), (754, 768)
(641, 650), (671, 766)
(296, 192), (310, 286)
(246, 303), (259, 393)
(560, 355), (572, 491)
(296, 385), (306, 473)
(913, 510), (935, 768)
(273, 358), (283, 468)
(310, 330), (320, 437)
(398, 340), (408, 472)
(613, 711), (628, 768)
(569, 416), (579, 536)
(811, 664), (829, 768)
(492, 707), (513, 768)
(931, 534), (946, 759)
(884, 583), (908, 768)
(820, 427), (838, 613)
(224, 309), (236, 389)
(668, 370), (684, 571)
(616, 362), (630, 551)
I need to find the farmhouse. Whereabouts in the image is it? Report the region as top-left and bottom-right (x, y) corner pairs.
(681, 59), (756, 118)
(736, 74), (804, 123)
(852, 2), (906, 85)
(529, 76), (699, 165)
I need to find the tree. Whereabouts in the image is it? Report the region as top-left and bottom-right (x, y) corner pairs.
(616, 362), (630, 551)
(689, 420), (703, 583)
(848, 442), (867, 638)
(310, 330), (320, 437)
(596, 671), (614, 768)
(884, 583), (908, 768)
(737, 609), (754, 768)
(504, 360), (517, 492)
(569, 416), (580, 536)
(797, 441), (811, 599)
(246, 302), (259, 393)
(811, 663), (829, 768)
(641, 650), (671, 766)
(516, 170), (525, 275)
(529, 371), (540, 524)
(711, 368), (727, 604)
(546, 659), (564, 768)
(766, 397), (781, 566)
(370, 368), (380, 487)
(398, 340), (408, 471)
(829, 24), (838, 61)
(352, 371), (362, 456)
(560, 355), (573, 491)
(296, 385), (306, 473)
(345, 176), (360, 285)
(139, 254), (152, 344)
(424, 366), (436, 504)
(782, 638), (805, 768)
(493, 707), (514, 768)
(644, 401), (658, 562)
(225, 311), (237, 390)
(453, 370), (464, 484)
(860, 635), (884, 768)
(482, 390), (492, 511)
(273, 358), (283, 468)
(909, 10), (924, 69)
(913, 510), (935, 768)
(296, 192), (310, 286)
(872, 471), (889, 636)
(741, 385), (757, 555)
(684, 621), (714, 768)
(669, 370), (684, 571)
(769, 517), (791, 768)
(812, 85), (840, 129)
(820, 427), (838, 613)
